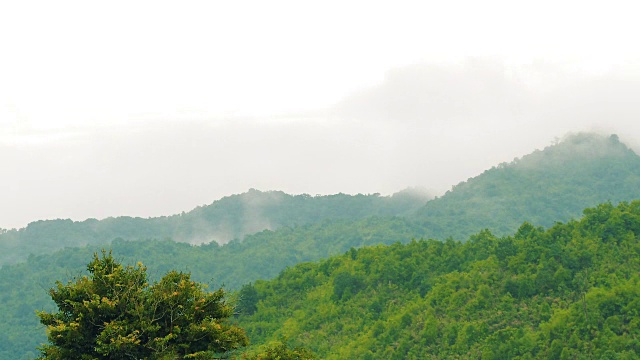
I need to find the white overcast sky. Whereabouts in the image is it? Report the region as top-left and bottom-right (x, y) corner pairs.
(2, 0), (640, 229)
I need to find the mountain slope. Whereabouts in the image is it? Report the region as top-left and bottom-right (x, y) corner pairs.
(236, 200), (640, 359)
(413, 133), (640, 240)
(0, 216), (428, 359)
(3, 132), (639, 269)
(4, 132), (640, 358)
(0, 189), (429, 266)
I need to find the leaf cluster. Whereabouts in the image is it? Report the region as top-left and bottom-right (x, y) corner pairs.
(37, 251), (248, 359)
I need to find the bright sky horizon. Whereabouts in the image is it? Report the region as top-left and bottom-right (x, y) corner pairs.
(2, 1), (640, 229)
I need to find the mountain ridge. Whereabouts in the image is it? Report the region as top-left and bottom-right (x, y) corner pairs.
(0, 189), (430, 266)
(235, 200), (640, 359)
(412, 132), (640, 240)
(3, 132), (640, 358)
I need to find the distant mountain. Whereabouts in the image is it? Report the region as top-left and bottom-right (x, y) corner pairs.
(0, 189), (430, 266)
(4, 133), (637, 269)
(413, 133), (640, 240)
(4, 133), (640, 358)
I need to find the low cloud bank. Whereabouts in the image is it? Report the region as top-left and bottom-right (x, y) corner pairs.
(3, 59), (640, 229)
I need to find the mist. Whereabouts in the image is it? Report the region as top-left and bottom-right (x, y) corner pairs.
(2, 58), (640, 230)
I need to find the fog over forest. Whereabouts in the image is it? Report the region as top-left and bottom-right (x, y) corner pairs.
(5, 3), (640, 358)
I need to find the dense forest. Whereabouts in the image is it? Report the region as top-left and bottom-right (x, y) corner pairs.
(2, 133), (640, 358)
(10, 201), (640, 359)
(3, 134), (639, 270)
(235, 200), (640, 359)
(413, 133), (640, 239)
(0, 189), (430, 266)
(0, 217), (428, 359)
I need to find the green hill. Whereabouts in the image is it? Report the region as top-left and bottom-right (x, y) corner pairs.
(3, 133), (639, 271)
(4, 132), (640, 358)
(236, 200), (640, 359)
(12, 201), (640, 359)
(413, 133), (640, 240)
(0, 216), (428, 359)
(0, 189), (429, 266)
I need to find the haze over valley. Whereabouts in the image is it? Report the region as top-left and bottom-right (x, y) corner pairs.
(3, 1), (640, 359)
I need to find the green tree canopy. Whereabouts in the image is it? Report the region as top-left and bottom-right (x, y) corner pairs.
(37, 250), (248, 359)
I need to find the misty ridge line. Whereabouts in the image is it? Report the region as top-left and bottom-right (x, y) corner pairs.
(0, 189), (431, 266)
(0, 189), (431, 232)
(0, 130), (631, 234)
(0, 126), (611, 234)
(1, 134), (639, 360)
(2, 59), (640, 231)
(1, 132), (638, 271)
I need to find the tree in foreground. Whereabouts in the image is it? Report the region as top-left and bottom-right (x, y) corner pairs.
(37, 250), (248, 359)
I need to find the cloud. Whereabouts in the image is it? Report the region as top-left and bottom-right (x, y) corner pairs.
(332, 59), (528, 125)
(330, 58), (640, 144)
(3, 59), (640, 230)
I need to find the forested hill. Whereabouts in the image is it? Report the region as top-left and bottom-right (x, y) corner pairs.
(3, 133), (640, 358)
(0, 216), (429, 359)
(5, 201), (640, 358)
(3, 132), (639, 268)
(236, 200), (640, 359)
(0, 189), (429, 266)
(413, 133), (640, 240)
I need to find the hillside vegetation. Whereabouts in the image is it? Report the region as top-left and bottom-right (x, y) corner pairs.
(0, 216), (427, 359)
(236, 200), (640, 359)
(2, 133), (638, 270)
(3, 133), (639, 270)
(0, 190), (429, 266)
(2, 133), (640, 358)
(414, 133), (640, 240)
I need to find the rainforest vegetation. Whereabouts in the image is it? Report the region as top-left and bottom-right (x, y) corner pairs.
(236, 200), (640, 359)
(0, 189), (430, 266)
(2, 133), (640, 358)
(36, 251), (248, 359)
(34, 251), (315, 360)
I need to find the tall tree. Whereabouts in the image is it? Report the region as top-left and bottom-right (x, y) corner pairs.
(37, 250), (248, 359)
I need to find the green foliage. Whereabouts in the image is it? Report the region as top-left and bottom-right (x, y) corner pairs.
(0, 217), (418, 360)
(37, 251), (248, 359)
(237, 283), (259, 316)
(332, 270), (365, 301)
(0, 190), (428, 266)
(3, 133), (640, 358)
(235, 200), (640, 359)
(414, 133), (640, 240)
(239, 339), (316, 360)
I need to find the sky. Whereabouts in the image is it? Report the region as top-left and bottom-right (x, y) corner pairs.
(2, 0), (640, 229)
